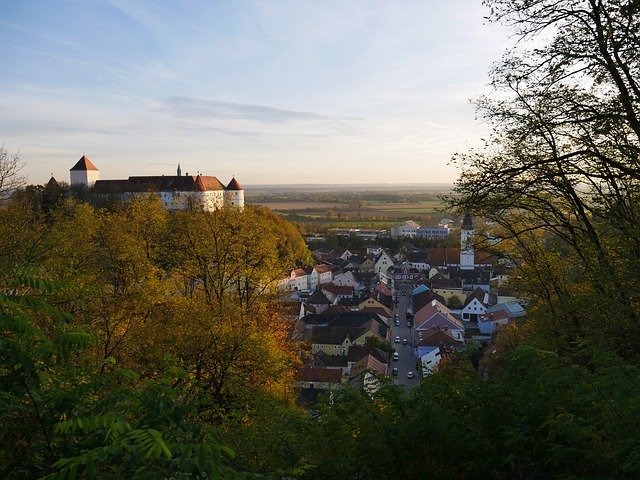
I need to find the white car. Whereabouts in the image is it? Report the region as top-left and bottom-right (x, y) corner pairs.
(406, 371), (415, 379)
(394, 336), (400, 343)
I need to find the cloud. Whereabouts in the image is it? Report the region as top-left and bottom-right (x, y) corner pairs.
(162, 95), (356, 124)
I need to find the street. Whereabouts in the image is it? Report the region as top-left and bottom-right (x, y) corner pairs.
(390, 281), (419, 389)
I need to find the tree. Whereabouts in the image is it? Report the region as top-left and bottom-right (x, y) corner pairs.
(446, 0), (640, 359)
(0, 144), (25, 200)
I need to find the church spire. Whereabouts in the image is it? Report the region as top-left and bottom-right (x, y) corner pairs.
(177, 163), (182, 176)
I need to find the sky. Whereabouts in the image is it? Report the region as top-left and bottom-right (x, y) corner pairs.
(0, 0), (510, 186)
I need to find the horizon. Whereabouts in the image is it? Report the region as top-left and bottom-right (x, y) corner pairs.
(1, 1), (508, 186)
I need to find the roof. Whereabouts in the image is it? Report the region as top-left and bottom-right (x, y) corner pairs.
(94, 175), (227, 194)
(416, 329), (465, 349)
(226, 177), (242, 190)
(414, 300), (464, 331)
(320, 283), (355, 296)
(314, 264), (332, 274)
(413, 290), (447, 313)
(297, 366), (342, 383)
(486, 301), (526, 318)
(347, 345), (388, 364)
(350, 354), (387, 377)
(462, 287), (487, 309)
(70, 155), (99, 171)
(292, 268), (308, 278)
(374, 282), (392, 297)
(426, 248), (461, 266)
(307, 291), (333, 305)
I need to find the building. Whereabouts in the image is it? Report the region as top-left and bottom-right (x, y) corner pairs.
(416, 226), (452, 239)
(70, 155), (244, 211)
(390, 220), (420, 238)
(460, 213), (475, 269)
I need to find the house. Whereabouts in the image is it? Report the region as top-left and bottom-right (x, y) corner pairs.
(310, 311), (390, 356)
(365, 245), (383, 256)
(332, 271), (360, 290)
(359, 257), (375, 272)
(358, 296), (390, 313)
(289, 267), (311, 291)
(296, 366), (343, 389)
(406, 250), (428, 271)
(413, 300), (465, 342)
(373, 281), (394, 308)
(308, 264), (333, 291)
(390, 220), (420, 238)
(461, 287), (488, 322)
(417, 346), (442, 375)
(415, 328), (465, 351)
(374, 251), (394, 275)
(339, 249), (355, 260)
(416, 227), (452, 239)
(320, 283), (356, 302)
(478, 302), (526, 335)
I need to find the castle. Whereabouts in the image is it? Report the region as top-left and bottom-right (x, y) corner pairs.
(69, 155), (244, 211)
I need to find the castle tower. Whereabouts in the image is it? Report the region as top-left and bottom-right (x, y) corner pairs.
(70, 155), (100, 188)
(224, 177), (244, 208)
(460, 213), (475, 270)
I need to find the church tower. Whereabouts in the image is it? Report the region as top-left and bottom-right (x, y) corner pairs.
(460, 213), (475, 270)
(70, 155), (100, 188)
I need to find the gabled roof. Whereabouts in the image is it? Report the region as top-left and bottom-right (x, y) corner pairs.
(226, 177), (242, 190)
(416, 329), (465, 349)
(349, 354), (387, 378)
(462, 287), (487, 309)
(307, 291), (333, 305)
(348, 346), (388, 365)
(292, 267), (308, 278)
(70, 155), (99, 171)
(414, 300), (464, 331)
(314, 351), (349, 367)
(45, 176), (60, 189)
(413, 290), (446, 313)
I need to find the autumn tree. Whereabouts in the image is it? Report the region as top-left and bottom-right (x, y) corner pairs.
(0, 144), (25, 201)
(447, 0), (640, 358)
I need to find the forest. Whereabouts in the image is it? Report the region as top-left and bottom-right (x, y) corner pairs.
(3, 0), (640, 478)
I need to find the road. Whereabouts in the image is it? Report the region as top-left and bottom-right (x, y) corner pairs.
(390, 281), (420, 389)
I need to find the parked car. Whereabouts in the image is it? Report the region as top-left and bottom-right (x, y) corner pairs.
(391, 367), (399, 376)
(406, 371), (415, 379)
(394, 319), (400, 326)
(394, 336), (400, 343)
(393, 352), (399, 361)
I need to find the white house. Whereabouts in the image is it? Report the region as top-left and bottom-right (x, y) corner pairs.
(308, 264), (333, 291)
(391, 220), (420, 238)
(461, 287), (488, 322)
(417, 346), (441, 376)
(289, 268), (310, 291)
(374, 251), (394, 275)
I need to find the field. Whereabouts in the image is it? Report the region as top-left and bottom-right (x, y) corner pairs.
(248, 185), (451, 232)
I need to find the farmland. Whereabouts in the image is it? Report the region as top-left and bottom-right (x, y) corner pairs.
(246, 184), (453, 233)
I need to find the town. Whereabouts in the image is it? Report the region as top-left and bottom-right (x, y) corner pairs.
(284, 215), (525, 400)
